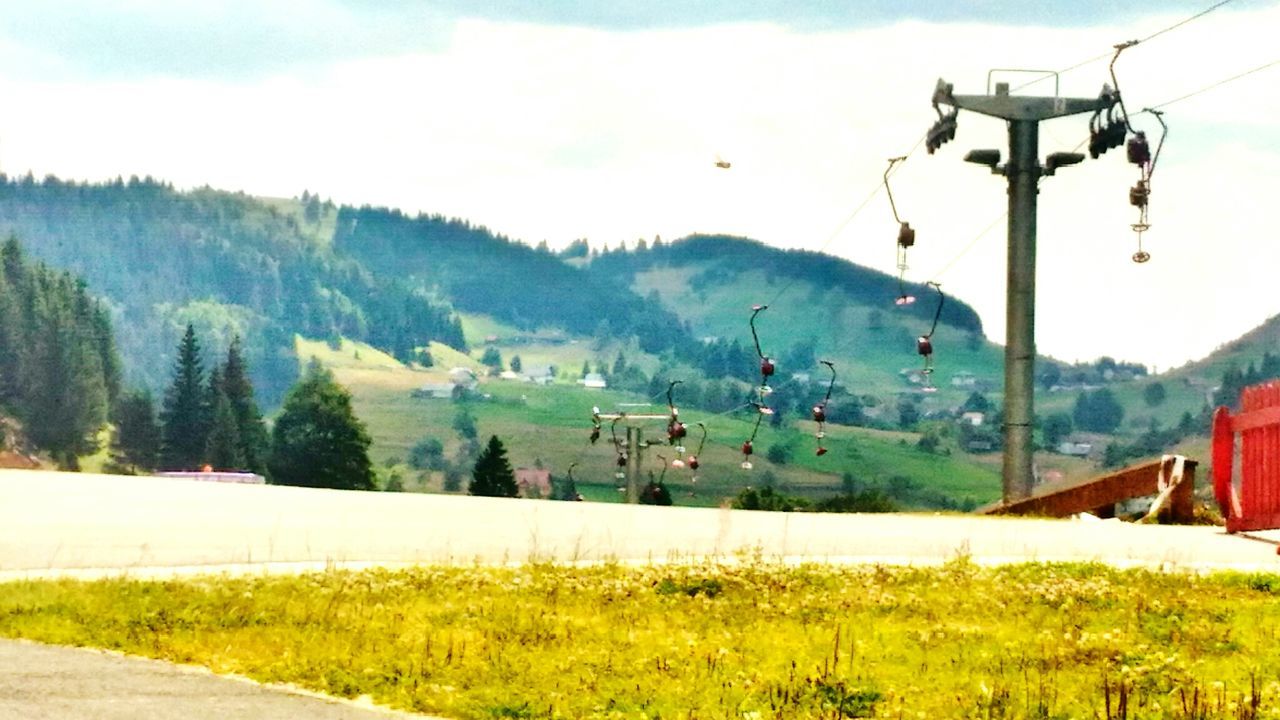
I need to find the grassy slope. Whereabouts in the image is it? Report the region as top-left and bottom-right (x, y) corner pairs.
(4, 562), (1280, 719)
(296, 336), (1002, 508)
(630, 265), (1006, 411)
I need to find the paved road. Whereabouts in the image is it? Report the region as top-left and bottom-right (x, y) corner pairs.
(3, 469), (1280, 579)
(0, 639), (438, 720)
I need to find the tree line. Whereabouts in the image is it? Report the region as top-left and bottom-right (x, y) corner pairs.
(333, 205), (694, 355)
(0, 175), (465, 406)
(113, 324), (378, 492)
(0, 237), (120, 467)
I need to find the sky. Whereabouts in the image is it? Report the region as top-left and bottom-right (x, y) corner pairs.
(0, 0), (1276, 373)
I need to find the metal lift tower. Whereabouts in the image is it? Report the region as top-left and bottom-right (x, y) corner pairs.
(928, 73), (1117, 503)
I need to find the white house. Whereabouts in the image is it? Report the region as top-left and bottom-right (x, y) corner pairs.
(581, 372), (607, 389)
(524, 365), (556, 385)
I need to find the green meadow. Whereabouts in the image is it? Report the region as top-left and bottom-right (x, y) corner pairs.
(3, 561), (1278, 719)
(296, 337), (1003, 509)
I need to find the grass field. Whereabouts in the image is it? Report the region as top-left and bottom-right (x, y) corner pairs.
(294, 335), (1004, 508)
(3, 561), (1279, 719)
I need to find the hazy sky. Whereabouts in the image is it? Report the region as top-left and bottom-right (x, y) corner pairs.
(0, 0), (1276, 371)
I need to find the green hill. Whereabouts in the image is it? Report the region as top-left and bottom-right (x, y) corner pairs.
(9, 172), (1257, 499)
(0, 176), (464, 404)
(298, 336), (1003, 509)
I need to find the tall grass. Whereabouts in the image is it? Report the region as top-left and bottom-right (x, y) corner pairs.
(3, 561), (1279, 718)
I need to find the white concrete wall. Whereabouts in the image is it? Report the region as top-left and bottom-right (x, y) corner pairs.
(1, 469), (1275, 579)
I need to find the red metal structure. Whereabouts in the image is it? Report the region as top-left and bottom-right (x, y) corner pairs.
(1213, 380), (1280, 532)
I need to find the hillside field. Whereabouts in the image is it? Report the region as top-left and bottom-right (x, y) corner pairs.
(296, 337), (1004, 509)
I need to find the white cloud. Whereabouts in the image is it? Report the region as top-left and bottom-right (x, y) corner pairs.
(0, 5), (1276, 369)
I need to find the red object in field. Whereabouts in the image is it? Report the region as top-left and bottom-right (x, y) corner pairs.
(1212, 380), (1280, 532)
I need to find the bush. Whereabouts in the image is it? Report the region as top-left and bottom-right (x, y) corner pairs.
(732, 486), (809, 512)
(765, 443), (791, 465)
(814, 490), (897, 513)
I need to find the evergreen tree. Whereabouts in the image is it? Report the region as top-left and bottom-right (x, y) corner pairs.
(0, 265), (21, 407)
(1072, 388), (1124, 434)
(269, 361), (376, 490)
(1142, 381), (1167, 408)
(452, 404), (478, 440)
(469, 435), (517, 497)
(160, 324), (209, 470)
(408, 436), (445, 471)
(220, 336), (269, 474)
(21, 269), (110, 467)
(481, 347), (502, 369)
(204, 368), (245, 470)
(111, 389), (161, 472)
(1042, 412), (1074, 449)
(0, 239), (117, 466)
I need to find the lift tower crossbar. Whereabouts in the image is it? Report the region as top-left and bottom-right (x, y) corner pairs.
(597, 412), (669, 504)
(932, 76), (1116, 503)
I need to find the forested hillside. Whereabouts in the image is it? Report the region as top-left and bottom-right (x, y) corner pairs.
(333, 207), (692, 354)
(0, 238), (119, 466)
(0, 175), (464, 403)
(587, 234), (984, 334)
(0, 176), (989, 413)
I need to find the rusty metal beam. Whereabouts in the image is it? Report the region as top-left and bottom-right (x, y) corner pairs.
(985, 456), (1197, 523)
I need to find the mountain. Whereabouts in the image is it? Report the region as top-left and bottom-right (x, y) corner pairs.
(333, 206), (692, 355)
(588, 234), (983, 334)
(0, 175), (465, 404)
(581, 234), (1002, 411)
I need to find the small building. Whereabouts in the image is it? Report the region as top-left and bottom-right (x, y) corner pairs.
(581, 372), (607, 389)
(1057, 441), (1093, 457)
(790, 372), (811, 384)
(960, 411), (985, 426)
(951, 371), (978, 388)
(499, 370), (522, 381)
(523, 365), (556, 385)
(515, 468), (551, 498)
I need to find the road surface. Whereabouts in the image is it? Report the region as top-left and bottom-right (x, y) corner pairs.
(3, 469), (1279, 579)
(0, 638), (440, 719)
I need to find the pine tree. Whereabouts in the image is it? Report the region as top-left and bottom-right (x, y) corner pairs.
(111, 389), (161, 472)
(220, 336), (268, 475)
(469, 435), (517, 497)
(21, 270), (109, 468)
(160, 324), (209, 470)
(269, 361), (375, 490)
(0, 265), (20, 406)
(204, 367), (245, 471)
